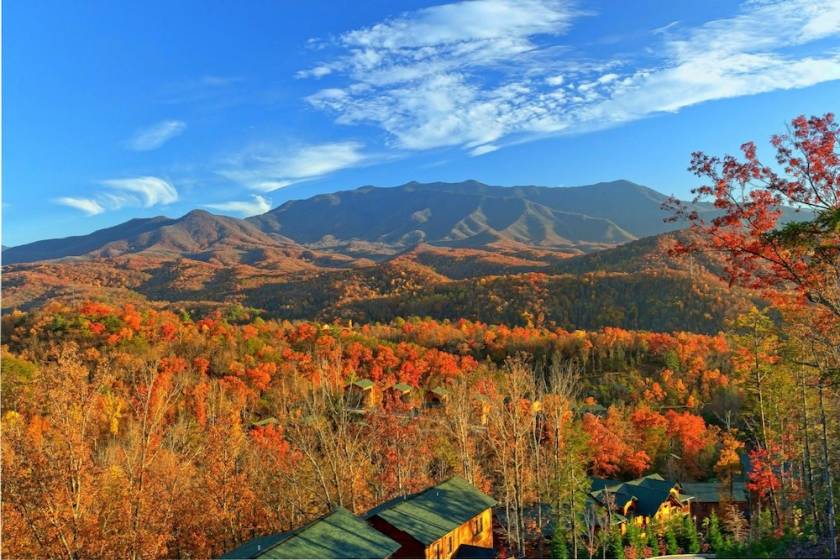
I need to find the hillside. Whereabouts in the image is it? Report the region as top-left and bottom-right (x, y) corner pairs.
(2, 229), (746, 333)
(0, 179), (752, 332)
(6, 180), (689, 266)
(248, 180), (677, 251)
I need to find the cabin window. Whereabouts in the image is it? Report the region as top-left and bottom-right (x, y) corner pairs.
(435, 543), (441, 558)
(472, 516), (483, 535)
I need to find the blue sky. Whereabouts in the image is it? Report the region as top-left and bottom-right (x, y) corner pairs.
(4, 0), (840, 245)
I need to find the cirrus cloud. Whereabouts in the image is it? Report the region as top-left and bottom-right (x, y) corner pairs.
(127, 120), (186, 151)
(54, 197), (105, 216)
(300, 0), (840, 156)
(206, 195), (271, 217)
(219, 141), (371, 192)
(100, 177), (179, 206)
(53, 176), (178, 215)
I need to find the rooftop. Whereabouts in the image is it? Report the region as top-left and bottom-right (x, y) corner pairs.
(349, 378), (375, 390)
(681, 481), (747, 503)
(221, 507), (400, 559)
(365, 476), (496, 545)
(590, 474), (684, 517)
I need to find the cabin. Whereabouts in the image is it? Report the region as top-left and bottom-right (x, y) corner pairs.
(248, 417), (278, 430)
(220, 478), (497, 560)
(386, 382), (416, 408)
(680, 481), (748, 520)
(345, 378), (377, 409)
(366, 476), (497, 559)
(425, 386), (450, 408)
(220, 507), (400, 559)
(589, 474), (691, 529)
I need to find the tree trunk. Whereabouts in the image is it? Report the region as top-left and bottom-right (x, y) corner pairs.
(801, 370), (822, 534)
(818, 381), (837, 558)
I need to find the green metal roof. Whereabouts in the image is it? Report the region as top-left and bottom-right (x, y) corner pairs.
(584, 497), (628, 527)
(680, 481), (747, 503)
(366, 476), (496, 545)
(589, 474), (682, 518)
(392, 383), (412, 393)
(430, 386), (450, 397)
(350, 379), (375, 390)
(220, 533), (290, 559)
(590, 478), (622, 492)
(221, 507), (400, 559)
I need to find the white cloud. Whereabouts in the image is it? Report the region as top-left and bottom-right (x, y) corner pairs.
(470, 144), (500, 156)
(300, 0), (840, 154)
(206, 195), (271, 217)
(127, 120), (186, 150)
(220, 141), (370, 191)
(55, 177), (179, 215)
(100, 177), (178, 207)
(296, 65), (333, 79)
(53, 197), (105, 216)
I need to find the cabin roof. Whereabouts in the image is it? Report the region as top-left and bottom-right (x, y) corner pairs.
(590, 478), (622, 492)
(584, 497), (628, 526)
(392, 382), (412, 393)
(221, 507), (400, 559)
(365, 476), (496, 546)
(590, 474), (684, 517)
(220, 532), (290, 559)
(349, 378), (374, 390)
(680, 481), (747, 503)
(591, 488), (636, 511)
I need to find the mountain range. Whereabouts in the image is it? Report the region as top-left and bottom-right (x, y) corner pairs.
(2, 180), (752, 332)
(4, 180), (692, 264)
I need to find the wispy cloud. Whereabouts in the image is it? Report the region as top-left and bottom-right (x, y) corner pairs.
(54, 197), (105, 216)
(300, 0), (840, 156)
(206, 195), (271, 217)
(219, 141), (371, 191)
(127, 120), (186, 151)
(53, 177), (178, 215)
(100, 177), (179, 206)
(470, 144), (500, 156)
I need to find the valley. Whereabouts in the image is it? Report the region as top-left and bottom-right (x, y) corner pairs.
(2, 180), (748, 333)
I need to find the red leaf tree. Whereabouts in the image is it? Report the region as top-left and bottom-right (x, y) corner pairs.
(667, 113), (839, 316)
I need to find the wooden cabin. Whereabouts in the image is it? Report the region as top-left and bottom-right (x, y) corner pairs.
(366, 477), (496, 559)
(345, 378), (377, 409)
(220, 507), (400, 559)
(589, 474), (691, 530)
(424, 386), (450, 408)
(248, 417), (278, 430)
(386, 382), (415, 408)
(681, 481), (748, 520)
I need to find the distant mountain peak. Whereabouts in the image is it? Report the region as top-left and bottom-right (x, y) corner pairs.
(5, 179), (687, 265)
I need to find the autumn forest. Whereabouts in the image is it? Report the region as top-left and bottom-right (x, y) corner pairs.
(2, 113), (840, 560)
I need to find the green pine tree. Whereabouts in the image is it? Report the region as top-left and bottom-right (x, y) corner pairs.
(665, 523), (680, 555)
(705, 512), (724, 552)
(624, 520), (644, 557)
(682, 516), (700, 554)
(550, 531), (569, 559)
(611, 527), (625, 559)
(646, 522), (660, 554)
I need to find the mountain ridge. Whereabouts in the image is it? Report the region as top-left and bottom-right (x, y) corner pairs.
(4, 179), (683, 265)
